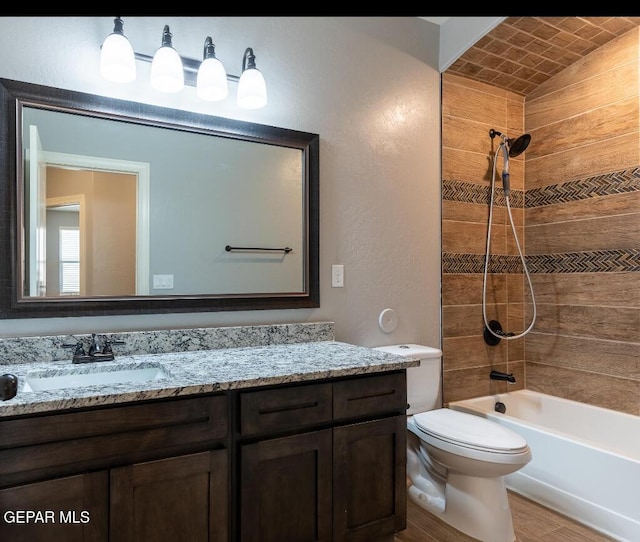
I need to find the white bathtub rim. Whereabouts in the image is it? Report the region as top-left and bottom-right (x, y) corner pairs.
(507, 470), (638, 542)
(450, 391), (639, 463)
(450, 390), (640, 542)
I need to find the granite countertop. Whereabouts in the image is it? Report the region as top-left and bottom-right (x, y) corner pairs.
(0, 341), (420, 417)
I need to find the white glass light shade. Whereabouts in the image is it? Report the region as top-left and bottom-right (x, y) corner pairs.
(150, 46), (184, 93)
(196, 57), (228, 101)
(100, 32), (136, 83)
(237, 68), (267, 109)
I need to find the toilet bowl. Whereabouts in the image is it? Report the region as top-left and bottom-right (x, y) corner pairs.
(375, 344), (531, 542)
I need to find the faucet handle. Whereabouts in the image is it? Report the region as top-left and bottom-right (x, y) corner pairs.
(100, 335), (125, 355)
(62, 341), (86, 357)
(62, 341), (91, 363)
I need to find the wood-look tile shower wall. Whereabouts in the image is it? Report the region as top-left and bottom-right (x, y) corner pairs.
(441, 73), (526, 403)
(523, 27), (640, 415)
(442, 28), (640, 415)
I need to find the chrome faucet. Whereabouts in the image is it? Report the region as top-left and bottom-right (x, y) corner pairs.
(489, 370), (516, 383)
(63, 334), (125, 364)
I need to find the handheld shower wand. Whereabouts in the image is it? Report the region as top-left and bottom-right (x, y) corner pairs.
(484, 128), (536, 343)
(501, 139), (511, 196)
(489, 128), (520, 196)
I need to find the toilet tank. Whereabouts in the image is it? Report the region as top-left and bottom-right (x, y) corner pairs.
(375, 344), (442, 415)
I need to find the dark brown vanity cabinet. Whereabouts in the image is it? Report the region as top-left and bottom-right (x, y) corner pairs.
(332, 416), (407, 541)
(0, 395), (229, 542)
(110, 450), (228, 542)
(0, 471), (109, 542)
(237, 371), (407, 542)
(0, 369), (407, 542)
(240, 428), (334, 542)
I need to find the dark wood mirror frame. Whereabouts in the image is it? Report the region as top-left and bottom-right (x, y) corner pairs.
(0, 78), (319, 318)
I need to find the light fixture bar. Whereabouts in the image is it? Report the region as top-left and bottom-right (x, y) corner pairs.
(134, 52), (240, 86)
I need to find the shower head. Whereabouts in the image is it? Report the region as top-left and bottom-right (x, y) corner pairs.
(489, 129), (532, 157)
(507, 134), (531, 157)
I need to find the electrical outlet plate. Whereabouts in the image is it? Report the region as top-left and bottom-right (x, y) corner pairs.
(153, 274), (174, 289)
(331, 264), (344, 287)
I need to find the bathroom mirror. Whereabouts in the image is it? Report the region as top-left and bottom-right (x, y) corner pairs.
(0, 78), (319, 318)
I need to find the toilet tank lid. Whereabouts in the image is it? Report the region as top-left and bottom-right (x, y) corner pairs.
(375, 344), (442, 358)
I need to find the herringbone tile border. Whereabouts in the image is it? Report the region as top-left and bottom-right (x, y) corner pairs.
(442, 254), (522, 274)
(442, 168), (640, 274)
(442, 250), (640, 274)
(525, 168), (640, 207)
(526, 250), (640, 273)
(442, 179), (524, 207)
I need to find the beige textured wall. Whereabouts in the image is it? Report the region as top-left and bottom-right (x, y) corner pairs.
(0, 17), (442, 348)
(442, 28), (640, 416)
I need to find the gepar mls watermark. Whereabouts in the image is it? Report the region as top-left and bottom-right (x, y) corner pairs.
(3, 510), (90, 524)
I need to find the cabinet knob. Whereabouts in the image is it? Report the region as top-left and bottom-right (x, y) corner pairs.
(0, 373), (18, 400)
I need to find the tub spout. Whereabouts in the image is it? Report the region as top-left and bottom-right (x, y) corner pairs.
(490, 370), (516, 383)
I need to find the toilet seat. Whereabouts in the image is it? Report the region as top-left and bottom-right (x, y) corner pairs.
(412, 408), (528, 454)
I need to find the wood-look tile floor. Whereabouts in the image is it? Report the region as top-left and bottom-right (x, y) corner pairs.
(395, 490), (616, 542)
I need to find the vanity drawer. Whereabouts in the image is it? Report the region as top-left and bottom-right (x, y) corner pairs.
(240, 382), (332, 436)
(0, 395), (228, 487)
(333, 371), (407, 421)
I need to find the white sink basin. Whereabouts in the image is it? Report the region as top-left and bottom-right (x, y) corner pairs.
(22, 363), (169, 392)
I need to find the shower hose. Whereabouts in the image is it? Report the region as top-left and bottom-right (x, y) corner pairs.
(482, 140), (537, 341)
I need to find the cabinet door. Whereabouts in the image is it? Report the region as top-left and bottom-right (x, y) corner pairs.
(110, 450), (228, 542)
(333, 416), (407, 542)
(0, 471), (108, 542)
(240, 429), (332, 542)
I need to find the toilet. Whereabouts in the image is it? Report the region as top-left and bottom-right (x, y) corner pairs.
(375, 344), (531, 542)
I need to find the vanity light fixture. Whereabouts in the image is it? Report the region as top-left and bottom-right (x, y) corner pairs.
(99, 17), (136, 83)
(196, 37), (228, 101)
(237, 47), (267, 109)
(99, 17), (267, 109)
(150, 25), (184, 93)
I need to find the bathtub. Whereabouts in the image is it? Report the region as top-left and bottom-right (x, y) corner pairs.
(449, 389), (640, 542)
